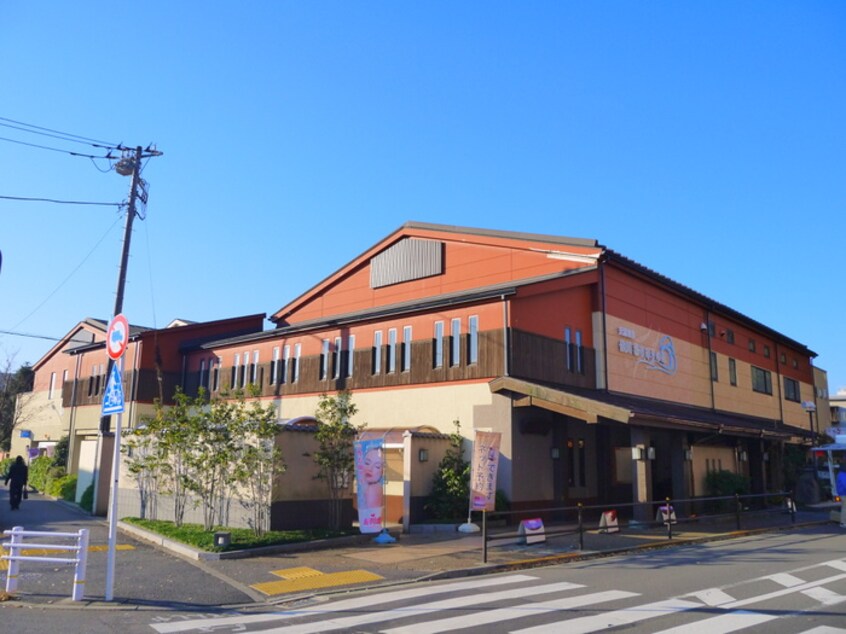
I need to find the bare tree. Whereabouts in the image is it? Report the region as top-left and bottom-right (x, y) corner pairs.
(0, 356), (36, 452)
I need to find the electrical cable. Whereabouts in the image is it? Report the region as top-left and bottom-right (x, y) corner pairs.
(0, 121), (118, 150)
(2, 212), (125, 336)
(0, 116), (119, 146)
(0, 135), (112, 159)
(0, 195), (122, 207)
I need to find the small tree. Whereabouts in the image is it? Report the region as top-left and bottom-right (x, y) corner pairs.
(233, 385), (286, 536)
(425, 421), (470, 520)
(313, 391), (363, 530)
(123, 424), (161, 520)
(0, 360), (36, 451)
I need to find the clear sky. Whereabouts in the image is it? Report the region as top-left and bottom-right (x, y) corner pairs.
(1, 3), (844, 393)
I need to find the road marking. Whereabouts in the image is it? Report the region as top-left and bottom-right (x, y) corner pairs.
(802, 586), (846, 606)
(252, 570), (383, 595)
(689, 588), (735, 606)
(651, 610), (777, 633)
(150, 574), (540, 633)
(382, 589), (636, 634)
(0, 544), (134, 570)
(800, 627), (846, 633)
(824, 559), (846, 572)
(722, 573), (846, 609)
(511, 598), (702, 634)
(258, 580), (592, 634)
(768, 573), (805, 587)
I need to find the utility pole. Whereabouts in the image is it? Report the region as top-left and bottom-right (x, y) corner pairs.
(89, 144), (162, 602)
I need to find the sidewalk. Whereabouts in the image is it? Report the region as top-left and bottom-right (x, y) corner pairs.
(0, 487), (837, 610)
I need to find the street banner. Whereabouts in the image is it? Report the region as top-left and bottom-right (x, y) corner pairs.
(354, 438), (384, 533)
(470, 430), (501, 511)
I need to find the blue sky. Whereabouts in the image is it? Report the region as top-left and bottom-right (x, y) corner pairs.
(1, 3), (844, 393)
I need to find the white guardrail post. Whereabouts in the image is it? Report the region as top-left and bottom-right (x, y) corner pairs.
(2, 527), (90, 601)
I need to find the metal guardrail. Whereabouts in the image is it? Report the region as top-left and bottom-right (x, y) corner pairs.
(2, 526), (90, 601)
(475, 492), (795, 563)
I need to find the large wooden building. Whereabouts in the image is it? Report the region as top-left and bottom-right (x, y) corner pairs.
(16, 222), (823, 529)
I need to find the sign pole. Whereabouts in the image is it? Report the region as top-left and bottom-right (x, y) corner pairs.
(105, 355), (124, 602)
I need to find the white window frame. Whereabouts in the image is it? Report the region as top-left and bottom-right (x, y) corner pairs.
(347, 335), (355, 378)
(468, 316), (478, 365)
(251, 350), (259, 385)
(373, 330), (383, 374)
(320, 339), (330, 380)
(48, 372), (56, 400)
(293, 344), (301, 382)
(282, 345), (290, 384)
(271, 346), (279, 385)
(450, 318), (461, 367)
(232, 353), (240, 389)
(388, 328), (397, 373)
(402, 326), (412, 372)
(434, 321), (444, 368)
(334, 337), (342, 379)
(199, 360), (207, 390)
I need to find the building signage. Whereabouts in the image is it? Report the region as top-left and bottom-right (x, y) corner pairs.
(354, 438), (384, 534)
(470, 431), (501, 511)
(617, 327), (677, 376)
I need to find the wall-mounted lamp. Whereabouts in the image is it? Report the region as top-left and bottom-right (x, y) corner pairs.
(684, 448), (692, 461)
(739, 450), (748, 462)
(647, 447), (656, 461)
(762, 451), (769, 462)
(699, 322), (708, 332)
(550, 447), (560, 460)
(418, 448), (429, 463)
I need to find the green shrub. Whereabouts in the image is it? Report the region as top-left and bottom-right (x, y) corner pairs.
(79, 483), (94, 513)
(424, 422), (471, 521)
(705, 469), (751, 496)
(28, 455), (53, 491)
(0, 457), (11, 480)
(47, 473), (78, 501)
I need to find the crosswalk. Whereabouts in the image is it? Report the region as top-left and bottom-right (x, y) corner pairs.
(149, 559), (846, 634)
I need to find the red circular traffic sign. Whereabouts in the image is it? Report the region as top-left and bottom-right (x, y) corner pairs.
(106, 314), (129, 360)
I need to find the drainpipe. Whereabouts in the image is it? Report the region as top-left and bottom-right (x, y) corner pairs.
(704, 310), (715, 411)
(501, 294), (510, 377)
(600, 259), (609, 392)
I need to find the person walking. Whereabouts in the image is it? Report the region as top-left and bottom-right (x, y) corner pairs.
(5, 455), (28, 510)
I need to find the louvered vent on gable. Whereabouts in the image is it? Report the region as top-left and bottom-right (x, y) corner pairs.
(370, 238), (443, 289)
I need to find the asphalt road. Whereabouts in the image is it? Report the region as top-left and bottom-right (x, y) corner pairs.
(3, 525), (846, 633)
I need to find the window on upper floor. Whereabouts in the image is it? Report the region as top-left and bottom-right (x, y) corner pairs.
(729, 358), (737, 386)
(199, 360), (207, 391)
(270, 346), (279, 385)
(372, 330), (383, 375)
(725, 329), (735, 344)
(784, 377), (800, 402)
(763, 345), (770, 359)
(387, 328), (397, 373)
(468, 316), (479, 365)
(402, 326), (412, 372)
(564, 327), (573, 371)
(281, 345), (290, 384)
(575, 329), (584, 374)
(751, 366), (772, 395)
(450, 318), (461, 367)
(748, 338), (756, 353)
(48, 372), (56, 399)
(710, 351), (718, 381)
(320, 339), (330, 380)
(333, 337), (342, 379)
(293, 344), (301, 382)
(347, 335), (355, 378)
(212, 357), (221, 392)
(251, 351), (259, 385)
(434, 321), (444, 368)
(232, 353), (240, 389)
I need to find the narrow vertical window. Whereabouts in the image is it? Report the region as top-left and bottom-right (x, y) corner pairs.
(578, 438), (586, 487)
(575, 330), (583, 374)
(729, 358), (737, 386)
(281, 345), (290, 384)
(468, 316), (478, 365)
(62, 370), (68, 396)
(372, 330), (383, 374)
(347, 335), (355, 378)
(212, 357), (220, 392)
(251, 351), (259, 384)
(402, 326), (412, 372)
(232, 353), (240, 388)
(271, 346), (279, 385)
(565, 327), (572, 371)
(199, 360), (207, 391)
(333, 337), (342, 379)
(293, 344), (301, 382)
(48, 372), (56, 400)
(320, 339), (330, 380)
(434, 321), (444, 368)
(450, 318), (461, 367)
(387, 328), (397, 373)
(710, 351), (718, 381)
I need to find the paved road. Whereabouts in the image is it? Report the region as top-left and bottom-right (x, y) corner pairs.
(140, 529), (846, 634)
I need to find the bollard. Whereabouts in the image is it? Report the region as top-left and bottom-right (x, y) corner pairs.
(735, 494), (742, 531)
(578, 503), (584, 551)
(482, 511), (488, 564)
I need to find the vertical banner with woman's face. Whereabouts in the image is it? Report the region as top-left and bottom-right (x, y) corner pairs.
(354, 438), (384, 533)
(470, 431), (501, 511)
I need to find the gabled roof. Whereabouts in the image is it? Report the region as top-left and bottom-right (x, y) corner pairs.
(270, 221), (602, 325)
(33, 318), (151, 370)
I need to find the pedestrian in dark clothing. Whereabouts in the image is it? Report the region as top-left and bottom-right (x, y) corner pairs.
(5, 455), (28, 510)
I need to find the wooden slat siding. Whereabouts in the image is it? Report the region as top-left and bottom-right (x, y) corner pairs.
(510, 329), (597, 389)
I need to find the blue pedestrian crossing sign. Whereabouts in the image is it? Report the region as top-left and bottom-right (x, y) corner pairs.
(102, 363), (125, 415)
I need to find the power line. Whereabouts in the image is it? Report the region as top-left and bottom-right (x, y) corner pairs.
(0, 116), (118, 146)
(0, 121), (117, 150)
(0, 134), (113, 159)
(0, 195), (122, 207)
(0, 329), (62, 343)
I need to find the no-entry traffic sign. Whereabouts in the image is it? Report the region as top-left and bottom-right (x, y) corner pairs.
(106, 314), (129, 360)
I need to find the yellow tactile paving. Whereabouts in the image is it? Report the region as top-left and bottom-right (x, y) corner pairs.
(270, 566), (324, 579)
(251, 569), (384, 596)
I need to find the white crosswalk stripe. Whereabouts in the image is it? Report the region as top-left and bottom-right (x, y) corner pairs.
(382, 590), (638, 634)
(650, 610), (777, 634)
